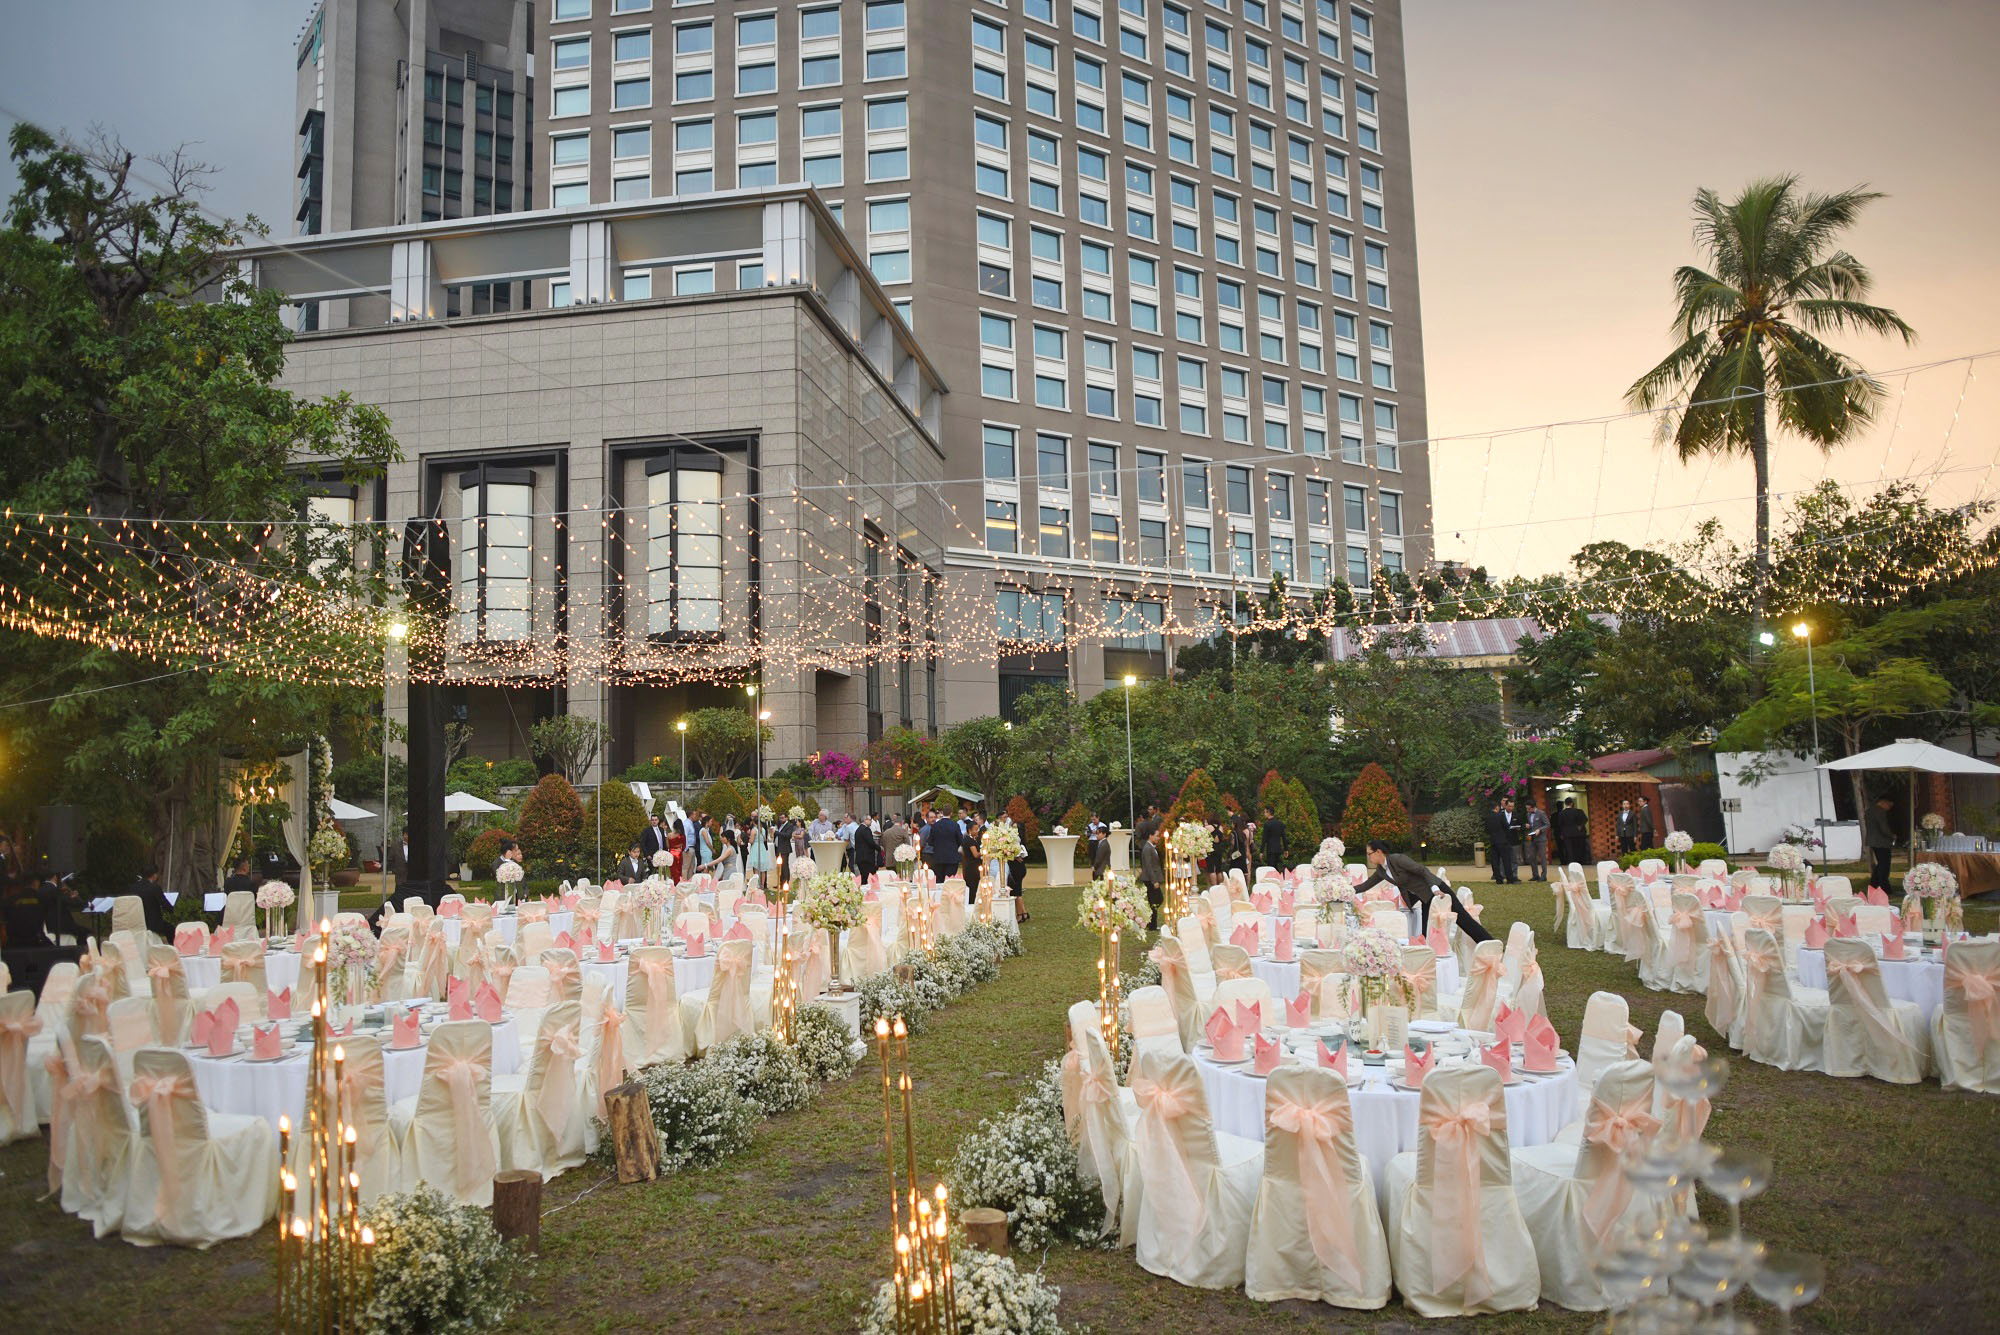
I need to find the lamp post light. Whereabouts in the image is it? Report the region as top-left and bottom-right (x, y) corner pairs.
(757, 709), (772, 810)
(1794, 621), (1827, 870)
(383, 618), (408, 902)
(676, 718), (688, 812)
(1123, 674), (1138, 832)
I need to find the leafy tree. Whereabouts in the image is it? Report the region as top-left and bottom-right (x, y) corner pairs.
(491, 757), (537, 788)
(1004, 794), (1041, 845)
(1445, 736), (1585, 812)
(530, 714), (611, 785)
(1059, 800), (1093, 834)
(586, 779), (649, 870)
(446, 756), (501, 803)
(1168, 767), (1225, 829)
(0, 124), (399, 891)
(464, 827), (513, 874)
(1339, 763), (1412, 849)
(515, 774), (585, 878)
(1505, 618), (1613, 754)
(696, 776), (748, 821)
(1282, 777), (1324, 862)
(683, 707), (770, 780)
(940, 716), (1014, 810)
(1424, 805), (1485, 859)
(1626, 176), (1914, 621)
(1329, 629), (1504, 813)
(864, 725), (947, 792)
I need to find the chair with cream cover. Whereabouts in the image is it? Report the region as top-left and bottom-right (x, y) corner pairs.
(393, 1019), (500, 1206)
(107, 931), (151, 993)
(494, 999), (587, 1179)
(1932, 940), (2000, 1095)
(1061, 1000), (1135, 1230)
(1298, 950), (1345, 1022)
(1457, 941), (1505, 1033)
(56, 1035), (134, 1234)
(539, 947), (582, 1005)
(111, 896), (149, 938)
(413, 919), (452, 1000)
(1704, 932), (1745, 1050)
(220, 891), (256, 933)
(1564, 877), (1611, 952)
(1148, 935), (1204, 1050)
(371, 926), (413, 1003)
(301, 1034), (402, 1203)
(1209, 943), (1253, 982)
(1398, 946), (1440, 1022)
(215, 940), (269, 1003)
(1571, 991), (1639, 1121)
(1737, 928), (1827, 1073)
(1244, 1065), (1392, 1308)
(1382, 1064), (1540, 1316)
(1779, 904), (1816, 965)
(518, 920), (554, 959)
(618, 946), (686, 1066)
(841, 900), (889, 982)
(403, 898), (435, 922)
(1822, 938), (1928, 1084)
(28, 964), (80, 1123)
(1655, 1034), (1714, 1145)
(1175, 917), (1219, 1004)
(679, 938), (754, 1055)
(105, 997), (156, 1081)
(1123, 1049), (1263, 1288)
(1211, 976), (1277, 1032)
(1128, 985), (1184, 1060)
(1852, 904), (1895, 937)
(123, 1046), (277, 1246)
(1511, 1060), (1659, 1311)
(1369, 907), (1409, 939)
(1664, 892), (1710, 994)
(0, 989), (43, 1146)
(1511, 951), (1550, 1025)
(1818, 874), (1853, 899)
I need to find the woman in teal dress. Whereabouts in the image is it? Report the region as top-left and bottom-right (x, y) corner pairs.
(746, 817), (775, 886)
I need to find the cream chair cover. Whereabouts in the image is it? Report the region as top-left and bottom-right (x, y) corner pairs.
(1705, 931), (1745, 1049)
(296, 1034), (401, 1203)
(1148, 936), (1203, 1050)
(1572, 992), (1638, 1120)
(217, 940), (269, 1003)
(1511, 956), (1549, 1025)
(1298, 950), (1344, 1022)
(1633, 895), (1673, 990)
(1740, 893), (1784, 946)
(1398, 946), (1440, 1021)
(1060, 1000), (1134, 1226)
(1666, 892), (1711, 993)
(0, 989), (43, 1145)
(620, 946), (687, 1066)
(124, 1047), (277, 1246)
(1369, 908), (1407, 938)
(1212, 976), (1277, 1032)
(1209, 943), (1253, 982)
(404, 898), (435, 921)
(1852, 904), (1895, 936)
(1512, 1060), (1659, 1311)
(1175, 917), (1219, 1006)
(413, 920), (451, 1000)
(221, 891), (256, 932)
(86, 938), (132, 1000)
(1128, 985), (1183, 1060)
(519, 920), (554, 959)
(110, 896), (147, 937)
(1779, 904), (1815, 963)
(1563, 877), (1610, 952)
(372, 926), (413, 1003)
(1739, 928), (1827, 1073)
(1382, 1064), (1540, 1316)
(494, 999), (587, 1179)
(107, 931), (150, 993)
(1822, 938), (1928, 1084)
(395, 1019), (500, 1207)
(1932, 940), (2000, 1095)
(1457, 941), (1504, 1033)
(680, 938), (754, 1055)
(60, 1035), (135, 1236)
(106, 997), (156, 1080)
(841, 900), (889, 982)
(797, 927), (834, 1004)
(1244, 1065), (1392, 1308)
(1656, 1034), (1713, 1145)
(143, 946), (193, 1046)
(1124, 1050), (1263, 1288)
(540, 948), (582, 1005)
(28, 963), (80, 1123)
(1818, 874), (1853, 898)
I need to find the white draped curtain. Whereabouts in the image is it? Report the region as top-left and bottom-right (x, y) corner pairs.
(280, 749), (317, 929)
(213, 760), (246, 888)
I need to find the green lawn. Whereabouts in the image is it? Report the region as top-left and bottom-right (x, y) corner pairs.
(3, 880), (1996, 1332)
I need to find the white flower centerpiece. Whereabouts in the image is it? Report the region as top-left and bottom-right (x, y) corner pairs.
(327, 919), (379, 1009)
(1921, 811), (1947, 850)
(753, 803), (774, 824)
(651, 848), (672, 871)
(1167, 819), (1214, 865)
(787, 804), (807, 822)
(800, 869), (866, 933)
(494, 857), (525, 906)
(1311, 837), (1353, 907)
(1904, 860), (1961, 933)
(895, 842), (918, 865)
(629, 878), (671, 940)
(981, 820), (1026, 865)
(1075, 872), (1148, 935)
(1342, 925), (1403, 1043)
(1663, 828), (1696, 873)
(1764, 841), (1805, 896)
(256, 879), (296, 938)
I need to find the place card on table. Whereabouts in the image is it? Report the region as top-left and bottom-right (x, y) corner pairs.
(1378, 1004), (1409, 1054)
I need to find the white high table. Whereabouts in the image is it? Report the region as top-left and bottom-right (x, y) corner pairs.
(1040, 835), (1079, 887)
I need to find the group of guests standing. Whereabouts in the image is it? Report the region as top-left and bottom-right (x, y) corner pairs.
(1083, 801), (1292, 933)
(1479, 793), (1662, 884)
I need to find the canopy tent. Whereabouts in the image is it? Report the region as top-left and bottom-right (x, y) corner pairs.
(905, 783), (984, 810)
(444, 790), (507, 814)
(327, 796), (377, 822)
(1820, 738), (2000, 852)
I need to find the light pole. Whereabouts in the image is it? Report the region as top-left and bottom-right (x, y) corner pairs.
(757, 709), (772, 811)
(676, 718), (688, 814)
(1123, 673), (1137, 832)
(383, 617), (408, 903)
(1795, 620), (1827, 869)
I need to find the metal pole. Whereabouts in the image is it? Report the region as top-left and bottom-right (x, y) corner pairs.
(1804, 632), (1825, 870)
(1124, 681), (1135, 831)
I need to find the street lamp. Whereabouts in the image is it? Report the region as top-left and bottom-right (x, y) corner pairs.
(1794, 620), (1826, 869)
(383, 618), (409, 901)
(676, 718), (688, 812)
(1123, 673), (1138, 832)
(757, 709), (772, 810)
(1757, 631), (1776, 648)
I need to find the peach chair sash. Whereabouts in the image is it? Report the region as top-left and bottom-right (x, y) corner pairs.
(594, 1005), (627, 1119)
(1459, 943), (1504, 1031)
(1416, 1068), (1504, 1309)
(709, 939), (755, 1044)
(1706, 936), (1739, 1033)
(0, 996), (43, 1130)
(46, 1042), (110, 1193)
(536, 1015), (584, 1140)
(1130, 1053), (1209, 1264)
(1209, 943), (1252, 981)
(1668, 895), (1703, 967)
(1945, 947), (2000, 1050)
(1399, 947), (1437, 1017)
(128, 1066), (197, 1217)
(436, 1051), (493, 1198)
(541, 949), (581, 1004)
(1266, 1070), (1364, 1288)
(1060, 1007), (1125, 1218)
(1579, 1064), (1661, 1243)
(798, 928), (832, 1003)
(631, 949), (678, 1058)
(1824, 940), (1911, 1055)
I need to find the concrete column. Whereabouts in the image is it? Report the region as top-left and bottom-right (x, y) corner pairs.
(387, 239), (442, 321)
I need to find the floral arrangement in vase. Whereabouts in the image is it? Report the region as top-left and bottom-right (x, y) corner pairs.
(787, 804), (807, 822)
(1921, 812), (1947, 849)
(629, 880), (671, 938)
(1310, 839), (1354, 905)
(652, 848), (673, 870)
(799, 870), (866, 933)
(895, 842), (918, 865)
(494, 860), (525, 904)
(753, 803), (774, 824)
(256, 880), (296, 937)
(1075, 873), (1148, 934)
(1167, 820), (1215, 864)
(328, 920), (379, 1007)
(1904, 859), (1957, 899)
(1764, 841), (1805, 892)
(1342, 926), (1403, 1034)
(981, 821), (1026, 864)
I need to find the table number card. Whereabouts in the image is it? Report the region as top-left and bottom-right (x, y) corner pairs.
(1379, 1004), (1410, 1054)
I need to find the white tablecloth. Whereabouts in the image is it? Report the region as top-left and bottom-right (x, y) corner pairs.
(439, 909), (575, 950)
(1250, 951), (1460, 1003)
(181, 950), (304, 996)
(1193, 1035), (1576, 1205)
(582, 949), (716, 1004)
(187, 1013), (521, 1129)
(1794, 946), (1946, 1023)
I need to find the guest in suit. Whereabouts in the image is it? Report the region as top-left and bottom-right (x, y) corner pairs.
(852, 816), (881, 880)
(617, 842), (647, 884)
(1616, 801), (1640, 856)
(1008, 833), (1030, 921)
(1138, 827), (1165, 931)
(1259, 804), (1287, 869)
(1636, 800), (1655, 850)
(222, 857), (260, 901)
(1556, 798), (1591, 867)
(1354, 840), (1493, 943)
(130, 866), (171, 938)
(924, 810), (962, 881)
(1483, 800), (1518, 884)
(641, 815), (670, 861)
(1090, 829), (1112, 879)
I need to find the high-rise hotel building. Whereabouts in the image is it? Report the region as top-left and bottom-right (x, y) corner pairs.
(288, 0), (1430, 760)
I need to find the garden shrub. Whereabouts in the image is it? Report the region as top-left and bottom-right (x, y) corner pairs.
(586, 779), (649, 864)
(697, 776), (747, 821)
(1619, 842), (1728, 869)
(1339, 763), (1412, 849)
(1424, 804), (1485, 859)
(515, 774), (585, 879)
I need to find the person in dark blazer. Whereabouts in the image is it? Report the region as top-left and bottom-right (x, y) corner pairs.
(852, 817), (881, 880)
(616, 842), (647, 884)
(222, 857), (261, 901)
(130, 867), (171, 938)
(1636, 800), (1655, 850)
(1354, 840), (1493, 943)
(924, 811), (963, 881)
(1090, 830), (1113, 879)
(1137, 827), (1165, 931)
(1260, 805), (1287, 868)
(1483, 800), (1518, 884)
(1556, 798), (1590, 866)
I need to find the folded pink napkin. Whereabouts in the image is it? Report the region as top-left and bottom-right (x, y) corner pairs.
(604, 879), (624, 892)
(1835, 911), (1860, 938)
(1865, 885), (1890, 906)
(1725, 888), (1745, 911)
(208, 926), (234, 957)
(1284, 993), (1311, 1028)
(1881, 931), (1908, 960)
(598, 941), (616, 962)
(1524, 1014), (1561, 1073)
(1252, 1032), (1282, 1076)
(682, 932), (708, 958)
(267, 987), (292, 1020)
(862, 889), (879, 903)
(253, 1023), (284, 1060)
(1804, 917), (1829, 949)
(1409, 932), (1426, 947)
(440, 899), (462, 918)
(190, 1008), (215, 1048)
(474, 981), (503, 1023)
(562, 890), (582, 909)
(1233, 999), (1263, 1034)
(1230, 921), (1258, 952)
(543, 894), (560, 912)
(748, 889), (769, 908)
(1278, 889), (1296, 915)
(294, 930), (311, 955)
(391, 1009), (423, 1049)
(553, 931), (574, 952)
(1426, 913), (1450, 956)
(1481, 1040), (1513, 1081)
(329, 1017), (354, 1038)
(1402, 1042), (1433, 1087)
(1317, 1037), (1349, 1077)
(869, 873), (881, 890)
(725, 920), (752, 942)
(1703, 885), (1724, 908)
(1204, 1007), (1245, 1061)
(175, 924), (205, 956)
(448, 977), (472, 1021)
(1252, 890), (1274, 913)
(1493, 1003), (1526, 1045)
(1274, 919), (1294, 962)
(576, 926), (596, 948)
(205, 997), (241, 1056)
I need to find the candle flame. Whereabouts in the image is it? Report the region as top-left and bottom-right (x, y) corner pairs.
(361, 1225), (375, 1246)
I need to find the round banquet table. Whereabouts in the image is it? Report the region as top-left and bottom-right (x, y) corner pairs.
(1249, 950), (1461, 1004)
(439, 909), (575, 950)
(187, 1012), (521, 1130)
(1794, 945), (1946, 1023)
(583, 948), (717, 1003)
(1192, 1033), (1577, 1209)
(182, 950), (304, 996)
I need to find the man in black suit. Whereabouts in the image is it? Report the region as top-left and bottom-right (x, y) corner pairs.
(1354, 840), (1493, 942)
(222, 857), (260, 900)
(616, 842), (647, 884)
(130, 866), (172, 938)
(1556, 798), (1590, 866)
(1616, 801), (1640, 855)
(852, 817), (881, 880)
(641, 814), (670, 861)
(1483, 800), (1518, 884)
(924, 810), (962, 881)
(1259, 804), (1287, 868)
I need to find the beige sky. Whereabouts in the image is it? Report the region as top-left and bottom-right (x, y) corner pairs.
(1403, 0), (2000, 577)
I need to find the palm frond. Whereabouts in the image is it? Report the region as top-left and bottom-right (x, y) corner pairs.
(1790, 296), (1916, 343)
(1766, 328), (1882, 447)
(1666, 265), (1745, 337)
(1626, 330), (1715, 412)
(1670, 337), (1766, 460)
(1776, 251), (1874, 303)
(1768, 186), (1888, 277)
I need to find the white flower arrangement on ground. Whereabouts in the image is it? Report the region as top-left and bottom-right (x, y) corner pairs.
(255, 880), (295, 910)
(787, 804), (807, 822)
(1168, 820), (1215, 863)
(798, 869), (865, 933)
(1074, 873), (1148, 934)
(1765, 842), (1804, 873)
(981, 821), (1026, 863)
(651, 849), (672, 869)
(357, 1185), (525, 1335)
(856, 922), (1022, 1035)
(708, 1029), (815, 1115)
(1342, 926), (1402, 983)
(495, 860), (525, 885)
(859, 1245), (1068, 1335)
(942, 1058), (1106, 1252)
(1903, 861), (1959, 900)
(609, 1058), (760, 1173)
(1664, 830), (1696, 855)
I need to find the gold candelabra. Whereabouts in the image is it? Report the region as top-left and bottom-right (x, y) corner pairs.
(874, 1015), (956, 1334)
(1097, 917), (1123, 1060)
(277, 919), (375, 1332)
(772, 878), (799, 1044)
(910, 868), (938, 957)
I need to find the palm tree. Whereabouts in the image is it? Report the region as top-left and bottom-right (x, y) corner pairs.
(1627, 177), (1914, 625)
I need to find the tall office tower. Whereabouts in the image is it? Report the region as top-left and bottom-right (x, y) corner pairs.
(293, 0), (535, 322)
(412, 0), (1428, 721)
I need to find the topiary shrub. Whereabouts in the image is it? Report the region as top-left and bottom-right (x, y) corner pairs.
(1339, 762), (1411, 849)
(1423, 804), (1485, 859)
(1281, 776), (1323, 863)
(464, 826), (514, 873)
(1005, 794), (1041, 846)
(1059, 800), (1092, 835)
(490, 756), (537, 788)
(515, 774), (585, 879)
(586, 779), (649, 864)
(697, 776), (747, 821)
(1169, 767), (1224, 829)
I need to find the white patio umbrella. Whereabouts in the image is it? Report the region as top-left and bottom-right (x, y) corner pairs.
(327, 796), (377, 822)
(443, 790), (507, 814)
(1820, 737), (2000, 851)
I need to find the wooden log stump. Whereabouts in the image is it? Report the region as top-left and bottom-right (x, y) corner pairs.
(605, 1080), (661, 1183)
(894, 963), (916, 984)
(491, 1170), (542, 1253)
(962, 1206), (1009, 1256)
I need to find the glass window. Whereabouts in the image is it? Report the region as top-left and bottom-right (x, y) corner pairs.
(867, 47), (906, 78)
(614, 30), (651, 61)
(551, 182), (589, 208)
(868, 97), (908, 131)
(972, 16), (1006, 51)
(617, 76), (655, 106)
(802, 6), (841, 39)
(614, 174), (652, 200)
(552, 86), (590, 118)
(552, 132), (590, 165)
(802, 104), (843, 138)
(977, 213), (1011, 249)
(1039, 506), (1070, 557)
(1380, 492), (1402, 536)
(673, 266), (714, 295)
(737, 61), (777, 93)
(644, 463), (724, 635)
(1089, 443), (1119, 498)
(1140, 518), (1168, 565)
(554, 0), (590, 17)
(739, 114), (778, 148)
(675, 119), (713, 152)
(1034, 375), (1067, 409)
(1268, 473), (1292, 519)
(613, 125), (650, 158)
(1226, 466), (1252, 514)
(801, 54), (841, 85)
(985, 498), (1020, 552)
(738, 14), (775, 45)
(1230, 528), (1256, 576)
(1343, 483), (1368, 531)
(1037, 433), (1068, 484)
(676, 21), (712, 53)
(984, 425), (1017, 479)
(870, 249), (909, 283)
(1137, 450), (1166, 503)
(1182, 461), (1210, 509)
(867, 0), (906, 31)
(1091, 513), (1121, 563)
(1186, 524), (1212, 572)
(553, 37), (591, 69)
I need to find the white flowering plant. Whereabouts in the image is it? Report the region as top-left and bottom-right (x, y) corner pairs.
(1922, 812), (1947, 833)
(355, 1185), (525, 1335)
(1168, 820), (1215, 862)
(708, 1029), (815, 1115)
(789, 1003), (861, 1083)
(308, 820), (350, 872)
(942, 1058), (1107, 1252)
(495, 860), (525, 885)
(1074, 873), (1148, 934)
(859, 1245), (1068, 1335)
(980, 821), (1026, 863)
(255, 881), (295, 909)
(798, 869), (865, 933)
(1319, 835), (1346, 862)
(651, 849), (672, 869)
(594, 1058), (760, 1174)
(1664, 830), (1696, 855)
(753, 803), (774, 823)
(895, 842), (918, 864)
(1342, 926), (1402, 982)
(1903, 861), (1959, 900)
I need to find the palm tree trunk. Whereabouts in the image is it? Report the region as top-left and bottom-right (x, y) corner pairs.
(1749, 397), (1773, 633)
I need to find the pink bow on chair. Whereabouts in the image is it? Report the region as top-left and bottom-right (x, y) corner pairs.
(434, 1054), (495, 1198)
(1269, 1087), (1365, 1288)
(0, 1010), (43, 1126)
(537, 1023), (583, 1140)
(1421, 1094), (1497, 1307)
(1581, 1093), (1662, 1242)
(635, 956), (677, 1056)
(129, 1071), (196, 1216)
(1131, 1066), (1208, 1262)
(1946, 957), (1999, 1050)
(595, 1007), (627, 1119)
